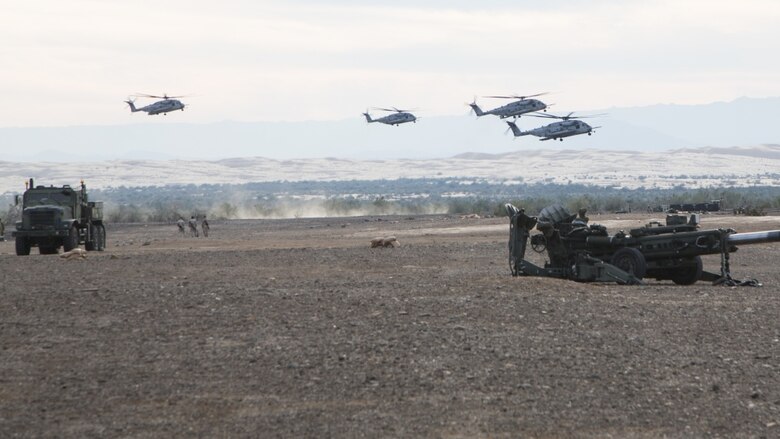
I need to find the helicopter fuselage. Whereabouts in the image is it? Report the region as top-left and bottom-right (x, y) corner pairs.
(472, 99), (547, 118)
(506, 119), (595, 141)
(531, 120), (594, 141)
(364, 112), (417, 126)
(128, 99), (185, 115)
(143, 99), (185, 115)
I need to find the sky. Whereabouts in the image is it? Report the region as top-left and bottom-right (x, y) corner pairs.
(2, 0), (780, 128)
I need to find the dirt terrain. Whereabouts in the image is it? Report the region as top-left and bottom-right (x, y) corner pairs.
(1, 212), (780, 438)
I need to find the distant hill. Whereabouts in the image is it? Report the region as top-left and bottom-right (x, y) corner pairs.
(2, 144), (779, 194)
(2, 97), (780, 161)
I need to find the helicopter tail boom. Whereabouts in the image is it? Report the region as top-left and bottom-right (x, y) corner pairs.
(505, 121), (530, 137)
(469, 103), (485, 117)
(125, 100), (141, 112)
(362, 113), (375, 123)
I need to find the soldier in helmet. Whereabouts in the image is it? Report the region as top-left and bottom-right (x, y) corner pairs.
(201, 215), (210, 238)
(176, 217), (185, 235)
(188, 215), (199, 237)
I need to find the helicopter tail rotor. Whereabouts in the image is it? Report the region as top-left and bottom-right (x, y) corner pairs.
(504, 121), (528, 137)
(124, 99), (140, 112)
(468, 100), (485, 117)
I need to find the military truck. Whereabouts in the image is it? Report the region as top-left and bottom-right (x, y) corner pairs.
(13, 178), (106, 256)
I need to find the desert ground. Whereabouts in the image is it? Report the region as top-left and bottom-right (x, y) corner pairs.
(1, 212), (780, 438)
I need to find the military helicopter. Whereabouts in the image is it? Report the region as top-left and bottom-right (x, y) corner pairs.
(125, 93), (187, 115)
(469, 93), (549, 119)
(363, 107), (417, 126)
(505, 112), (603, 141)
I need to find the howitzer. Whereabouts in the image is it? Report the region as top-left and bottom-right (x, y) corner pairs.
(506, 204), (780, 285)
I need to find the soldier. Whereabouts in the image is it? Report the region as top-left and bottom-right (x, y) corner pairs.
(176, 217), (185, 235)
(201, 215), (210, 238)
(188, 215), (199, 237)
(0, 217), (5, 241)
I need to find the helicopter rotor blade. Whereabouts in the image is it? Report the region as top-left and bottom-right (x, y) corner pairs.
(133, 93), (189, 99)
(573, 113), (608, 119)
(484, 92), (549, 100)
(526, 113), (560, 119)
(372, 107), (416, 113)
(526, 111), (606, 120)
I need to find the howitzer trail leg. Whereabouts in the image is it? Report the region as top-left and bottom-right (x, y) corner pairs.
(714, 230), (762, 287)
(507, 205), (538, 277)
(508, 219), (529, 276)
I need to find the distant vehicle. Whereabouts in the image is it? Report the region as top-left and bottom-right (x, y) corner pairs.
(12, 178), (105, 255)
(505, 112), (603, 141)
(469, 93), (549, 119)
(363, 107), (417, 126)
(125, 93), (187, 115)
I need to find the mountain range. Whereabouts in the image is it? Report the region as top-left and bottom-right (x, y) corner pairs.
(2, 97), (778, 162)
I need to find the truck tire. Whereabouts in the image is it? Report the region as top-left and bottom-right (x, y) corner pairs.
(611, 247), (647, 279)
(85, 224), (96, 251)
(15, 237), (31, 256)
(671, 256), (703, 285)
(97, 224), (106, 251)
(64, 225), (79, 252)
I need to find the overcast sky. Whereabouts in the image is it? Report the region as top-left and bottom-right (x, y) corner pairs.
(2, 0), (780, 127)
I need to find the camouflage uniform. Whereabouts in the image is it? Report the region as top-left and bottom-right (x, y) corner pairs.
(188, 216), (199, 237)
(201, 216), (210, 238)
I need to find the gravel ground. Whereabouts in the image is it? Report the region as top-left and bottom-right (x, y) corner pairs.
(1, 213), (779, 438)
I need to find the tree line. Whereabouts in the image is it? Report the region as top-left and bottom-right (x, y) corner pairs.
(80, 179), (780, 223)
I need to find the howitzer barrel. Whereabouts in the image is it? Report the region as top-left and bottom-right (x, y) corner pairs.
(727, 230), (780, 245)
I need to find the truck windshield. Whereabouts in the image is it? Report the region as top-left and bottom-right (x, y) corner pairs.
(25, 191), (72, 207)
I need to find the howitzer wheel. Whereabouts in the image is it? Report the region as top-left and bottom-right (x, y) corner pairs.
(671, 256), (703, 285)
(610, 247), (647, 280)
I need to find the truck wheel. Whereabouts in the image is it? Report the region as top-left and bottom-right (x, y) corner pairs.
(85, 224), (96, 251)
(64, 226), (79, 252)
(611, 247), (647, 280)
(671, 256), (703, 285)
(97, 224), (106, 251)
(15, 237), (31, 256)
